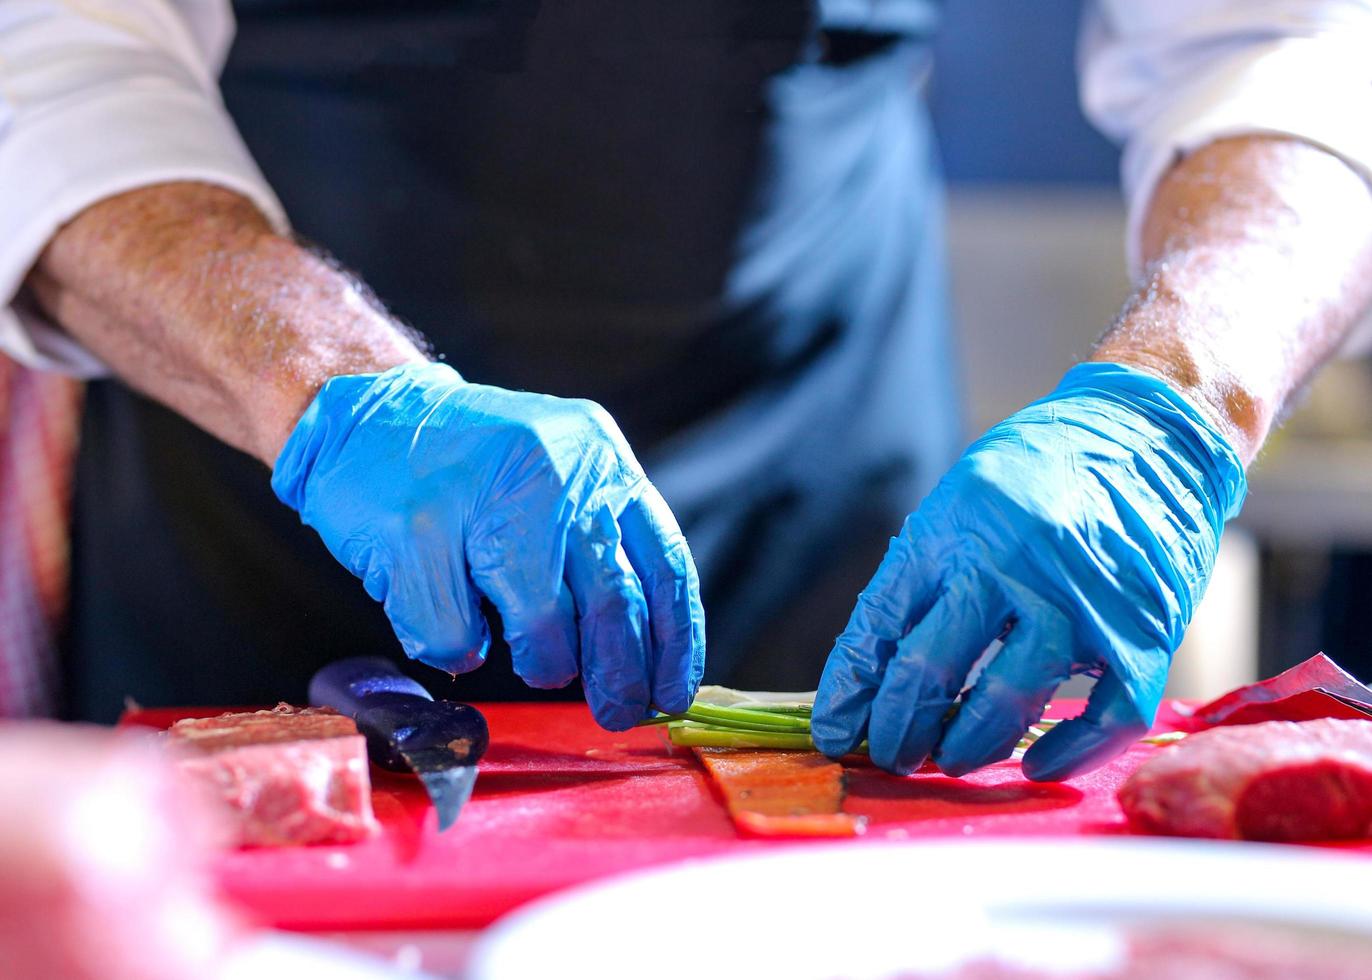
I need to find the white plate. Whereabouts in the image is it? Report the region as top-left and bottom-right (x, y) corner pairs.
(220, 933), (439, 979)
(469, 838), (1372, 980)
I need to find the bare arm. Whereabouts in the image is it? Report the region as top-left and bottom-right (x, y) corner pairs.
(26, 181), (425, 464)
(1092, 135), (1372, 464)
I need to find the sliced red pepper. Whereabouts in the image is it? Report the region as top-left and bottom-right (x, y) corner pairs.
(732, 810), (867, 838)
(693, 747), (865, 838)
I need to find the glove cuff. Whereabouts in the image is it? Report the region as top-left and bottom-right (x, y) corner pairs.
(1046, 361), (1248, 533)
(271, 361), (462, 512)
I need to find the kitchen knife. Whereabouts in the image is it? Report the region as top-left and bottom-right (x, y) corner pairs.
(309, 657), (489, 832)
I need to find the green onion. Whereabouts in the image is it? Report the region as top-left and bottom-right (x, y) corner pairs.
(680, 703), (812, 732)
(635, 714), (676, 728)
(642, 688), (1184, 756)
(1141, 731), (1188, 746)
(637, 702), (814, 733)
(666, 725), (820, 751)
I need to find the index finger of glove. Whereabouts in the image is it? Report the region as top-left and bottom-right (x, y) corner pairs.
(345, 535), (492, 675)
(934, 594), (1075, 777)
(564, 502), (653, 731)
(467, 516), (580, 692)
(866, 567), (1010, 775)
(811, 528), (940, 760)
(618, 485), (706, 715)
(1021, 670), (1152, 782)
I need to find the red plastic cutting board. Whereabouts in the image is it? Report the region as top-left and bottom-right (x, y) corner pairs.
(119, 701), (1371, 931)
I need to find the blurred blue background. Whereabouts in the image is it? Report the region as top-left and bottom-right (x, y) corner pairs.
(930, 0), (1117, 185)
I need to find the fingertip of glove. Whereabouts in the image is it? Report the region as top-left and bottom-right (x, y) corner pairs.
(518, 668), (579, 691)
(1019, 752), (1076, 783)
(410, 638), (490, 676)
(932, 730), (977, 778)
(934, 726), (1023, 779)
(653, 686), (694, 716)
(582, 666), (652, 731)
(592, 705), (645, 732)
(869, 745), (924, 777)
(1019, 736), (1094, 782)
(811, 724), (863, 763)
(932, 755), (977, 779)
(647, 647), (704, 715)
(1021, 713), (1149, 783)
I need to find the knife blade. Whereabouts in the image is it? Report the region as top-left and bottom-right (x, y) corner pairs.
(309, 657), (489, 831)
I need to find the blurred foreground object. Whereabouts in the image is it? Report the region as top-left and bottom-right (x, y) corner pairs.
(470, 839), (1372, 979)
(0, 361), (81, 717)
(0, 722), (243, 979)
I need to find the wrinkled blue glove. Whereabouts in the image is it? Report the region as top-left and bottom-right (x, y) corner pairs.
(272, 362), (706, 730)
(811, 362), (1246, 781)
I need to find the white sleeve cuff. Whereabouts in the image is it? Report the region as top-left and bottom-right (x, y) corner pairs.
(0, 83), (287, 376)
(1099, 35), (1372, 278)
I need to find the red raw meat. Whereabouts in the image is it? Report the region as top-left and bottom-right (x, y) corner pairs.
(168, 704), (379, 847)
(1118, 718), (1372, 841)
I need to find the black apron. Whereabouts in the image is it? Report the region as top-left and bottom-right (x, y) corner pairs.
(62, 0), (960, 722)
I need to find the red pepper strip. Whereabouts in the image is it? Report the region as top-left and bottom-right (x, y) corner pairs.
(693, 747), (864, 838)
(733, 810), (867, 838)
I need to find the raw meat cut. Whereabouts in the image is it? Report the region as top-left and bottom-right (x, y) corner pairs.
(1118, 718), (1372, 841)
(167, 704), (379, 847)
(167, 703), (359, 749)
(694, 748), (865, 837)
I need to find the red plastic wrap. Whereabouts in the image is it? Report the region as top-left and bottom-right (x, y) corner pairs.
(1184, 654), (1372, 730)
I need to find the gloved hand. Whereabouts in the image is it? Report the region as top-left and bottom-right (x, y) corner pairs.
(810, 362), (1247, 781)
(272, 361), (706, 730)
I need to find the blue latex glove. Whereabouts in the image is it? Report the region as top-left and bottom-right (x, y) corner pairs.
(811, 362), (1247, 781)
(272, 362), (706, 730)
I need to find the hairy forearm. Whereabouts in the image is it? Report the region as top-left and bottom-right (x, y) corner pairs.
(1092, 136), (1372, 464)
(27, 182), (426, 463)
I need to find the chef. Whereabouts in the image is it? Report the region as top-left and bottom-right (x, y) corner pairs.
(1, 1), (1369, 780)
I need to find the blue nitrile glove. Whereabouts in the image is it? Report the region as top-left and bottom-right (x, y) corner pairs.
(272, 362), (706, 730)
(811, 362), (1247, 781)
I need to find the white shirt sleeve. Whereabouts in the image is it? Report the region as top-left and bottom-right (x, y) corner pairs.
(1080, 0), (1372, 280)
(0, 0), (287, 376)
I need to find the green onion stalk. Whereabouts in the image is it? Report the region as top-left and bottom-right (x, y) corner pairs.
(639, 689), (1185, 755)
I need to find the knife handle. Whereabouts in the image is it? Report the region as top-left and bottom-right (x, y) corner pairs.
(310, 657), (489, 773)
(310, 657), (439, 771)
(309, 655), (434, 712)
